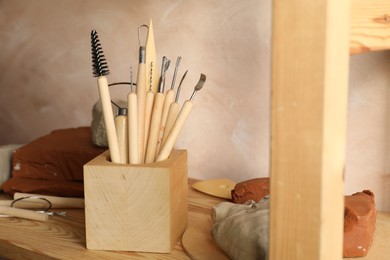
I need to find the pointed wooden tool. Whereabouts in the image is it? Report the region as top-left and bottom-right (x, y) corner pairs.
(145, 19), (159, 93)
(192, 179), (236, 199)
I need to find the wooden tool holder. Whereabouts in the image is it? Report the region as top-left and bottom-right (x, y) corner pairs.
(83, 149), (188, 253)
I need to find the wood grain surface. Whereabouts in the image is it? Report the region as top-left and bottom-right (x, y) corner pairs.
(0, 180), (389, 259)
(350, 0), (390, 54)
(0, 179), (220, 259)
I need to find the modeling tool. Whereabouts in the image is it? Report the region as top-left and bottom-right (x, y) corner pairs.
(112, 101), (129, 164)
(161, 70), (188, 147)
(136, 25), (148, 162)
(91, 30), (121, 164)
(128, 67), (139, 164)
(156, 57), (181, 154)
(0, 206), (48, 222)
(156, 74), (206, 162)
(145, 57), (170, 163)
(145, 19), (159, 93)
(192, 179), (236, 199)
(13, 193), (85, 208)
(143, 63), (155, 162)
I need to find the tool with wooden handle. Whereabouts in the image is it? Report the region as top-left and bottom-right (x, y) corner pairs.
(136, 25), (148, 162)
(91, 30), (121, 164)
(0, 206), (48, 222)
(145, 92), (165, 163)
(145, 19), (159, 93)
(156, 57), (181, 154)
(113, 105), (129, 164)
(162, 70), (188, 147)
(157, 74), (206, 162)
(13, 193), (84, 208)
(144, 90), (154, 162)
(128, 67), (139, 164)
(145, 57), (170, 163)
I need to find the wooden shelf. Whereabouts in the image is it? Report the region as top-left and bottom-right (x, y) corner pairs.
(0, 181), (388, 259)
(0, 179), (217, 259)
(351, 0), (390, 54)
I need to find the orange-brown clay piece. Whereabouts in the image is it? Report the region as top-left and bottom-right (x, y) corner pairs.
(343, 190), (376, 258)
(231, 178), (270, 204)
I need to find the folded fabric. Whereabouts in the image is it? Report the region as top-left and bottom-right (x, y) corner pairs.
(212, 198), (269, 260)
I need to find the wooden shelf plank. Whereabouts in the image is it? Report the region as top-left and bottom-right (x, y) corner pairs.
(351, 0), (390, 54)
(271, 0), (350, 259)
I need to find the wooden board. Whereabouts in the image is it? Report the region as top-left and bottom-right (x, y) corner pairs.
(271, 0), (350, 259)
(0, 179), (218, 259)
(350, 0), (390, 54)
(182, 226), (228, 260)
(0, 180), (389, 259)
(182, 208), (390, 260)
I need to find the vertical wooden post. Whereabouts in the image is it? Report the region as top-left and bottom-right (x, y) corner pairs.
(270, 0), (350, 259)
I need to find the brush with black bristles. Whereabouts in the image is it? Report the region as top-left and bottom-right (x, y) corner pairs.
(91, 30), (122, 164)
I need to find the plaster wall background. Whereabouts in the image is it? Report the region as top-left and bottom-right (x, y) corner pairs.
(0, 0), (389, 211)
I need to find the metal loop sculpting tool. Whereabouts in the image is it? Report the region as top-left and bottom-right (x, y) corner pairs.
(128, 66), (139, 164)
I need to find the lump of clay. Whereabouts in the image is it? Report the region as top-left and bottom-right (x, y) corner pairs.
(231, 177), (269, 204)
(211, 198), (269, 260)
(1, 127), (106, 197)
(343, 190), (376, 258)
(91, 99), (127, 147)
(91, 100), (108, 147)
(211, 190), (376, 259)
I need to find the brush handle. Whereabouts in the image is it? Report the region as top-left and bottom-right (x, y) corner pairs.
(143, 91), (155, 162)
(156, 100), (193, 162)
(145, 92), (165, 163)
(115, 114), (128, 164)
(128, 92), (139, 164)
(97, 76), (121, 164)
(156, 89), (175, 154)
(136, 63), (147, 163)
(0, 206), (48, 222)
(161, 102), (180, 148)
(13, 193), (84, 208)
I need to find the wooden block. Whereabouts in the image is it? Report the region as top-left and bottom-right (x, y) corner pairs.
(83, 149), (188, 253)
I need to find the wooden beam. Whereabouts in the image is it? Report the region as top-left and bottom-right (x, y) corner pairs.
(270, 0), (350, 259)
(350, 0), (390, 54)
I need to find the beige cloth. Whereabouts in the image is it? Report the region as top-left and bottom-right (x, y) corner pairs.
(0, 144), (23, 188)
(212, 197), (269, 260)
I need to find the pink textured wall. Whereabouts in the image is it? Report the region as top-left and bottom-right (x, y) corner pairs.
(1, 0), (389, 211)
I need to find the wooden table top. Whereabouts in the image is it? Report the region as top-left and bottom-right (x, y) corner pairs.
(0, 179), (388, 259)
(0, 179), (225, 259)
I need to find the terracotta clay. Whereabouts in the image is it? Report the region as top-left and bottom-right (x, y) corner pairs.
(343, 190), (376, 257)
(1, 127), (105, 197)
(230, 178), (376, 258)
(231, 177), (270, 203)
